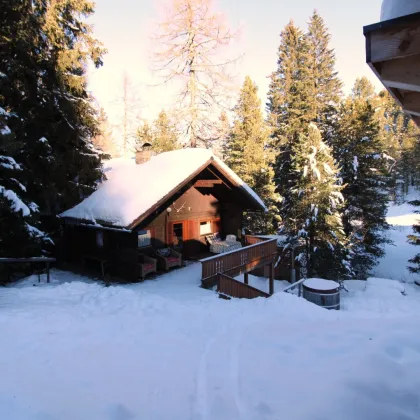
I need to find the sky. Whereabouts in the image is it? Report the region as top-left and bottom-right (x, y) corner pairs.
(88, 0), (384, 129)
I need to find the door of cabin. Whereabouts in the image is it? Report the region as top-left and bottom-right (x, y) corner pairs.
(167, 221), (187, 250)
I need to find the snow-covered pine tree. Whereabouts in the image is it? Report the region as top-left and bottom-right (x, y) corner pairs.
(283, 123), (350, 279)
(305, 11), (342, 135)
(331, 92), (390, 278)
(408, 200), (420, 275)
(225, 76), (281, 234)
(20, 0), (106, 216)
(267, 21), (313, 221)
(0, 0), (50, 258)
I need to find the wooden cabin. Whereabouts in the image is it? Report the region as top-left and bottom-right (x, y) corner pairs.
(364, 5), (420, 127)
(60, 148), (266, 282)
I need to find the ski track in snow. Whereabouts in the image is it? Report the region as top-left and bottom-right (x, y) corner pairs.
(195, 331), (219, 420)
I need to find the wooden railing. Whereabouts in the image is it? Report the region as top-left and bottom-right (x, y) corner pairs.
(244, 235), (269, 246)
(200, 238), (277, 289)
(217, 273), (270, 299)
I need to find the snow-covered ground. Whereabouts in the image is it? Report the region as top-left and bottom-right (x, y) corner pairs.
(1, 193), (420, 420)
(1, 265), (420, 420)
(373, 189), (420, 284)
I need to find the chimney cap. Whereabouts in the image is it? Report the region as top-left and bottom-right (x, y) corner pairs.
(137, 142), (152, 152)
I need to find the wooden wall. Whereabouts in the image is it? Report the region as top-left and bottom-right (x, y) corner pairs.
(142, 185), (241, 258)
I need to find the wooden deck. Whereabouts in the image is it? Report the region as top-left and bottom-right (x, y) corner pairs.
(200, 238), (277, 297)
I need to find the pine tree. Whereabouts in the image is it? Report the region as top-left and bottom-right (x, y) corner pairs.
(305, 11), (342, 134)
(136, 111), (179, 154)
(0, 0), (49, 258)
(351, 77), (376, 100)
(408, 200), (420, 275)
(1, 0), (105, 258)
(283, 123), (349, 279)
(151, 110), (179, 154)
(331, 92), (390, 278)
(25, 0), (106, 214)
(136, 122), (154, 148)
(225, 76), (281, 234)
(267, 20), (313, 224)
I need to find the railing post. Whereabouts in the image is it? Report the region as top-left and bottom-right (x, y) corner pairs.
(244, 272), (249, 285)
(269, 262), (274, 295)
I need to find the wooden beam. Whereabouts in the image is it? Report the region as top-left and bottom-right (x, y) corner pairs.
(368, 18), (420, 63)
(380, 55), (420, 93)
(401, 92), (420, 116)
(194, 179), (223, 188)
(244, 272), (249, 285)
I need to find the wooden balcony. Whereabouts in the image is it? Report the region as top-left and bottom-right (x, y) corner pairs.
(200, 238), (277, 295)
(364, 12), (420, 127)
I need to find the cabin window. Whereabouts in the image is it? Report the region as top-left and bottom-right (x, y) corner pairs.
(199, 221), (212, 235)
(96, 231), (104, 248)
(138, 229), (152, 248)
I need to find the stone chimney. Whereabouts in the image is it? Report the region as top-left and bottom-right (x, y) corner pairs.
(135, 143), (153, 164)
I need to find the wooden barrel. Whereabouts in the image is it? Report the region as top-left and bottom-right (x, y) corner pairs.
(303, 279), (340, 310)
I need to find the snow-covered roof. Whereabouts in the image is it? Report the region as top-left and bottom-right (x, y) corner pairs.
(60, 148), (266, 228)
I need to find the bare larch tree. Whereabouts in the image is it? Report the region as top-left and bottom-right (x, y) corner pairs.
(152, 0), (238, 148)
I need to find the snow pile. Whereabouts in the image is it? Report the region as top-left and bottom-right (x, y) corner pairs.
(1, 268), (420, 420)
(60, 148), (265, 227)
(381, 0), (420, 21)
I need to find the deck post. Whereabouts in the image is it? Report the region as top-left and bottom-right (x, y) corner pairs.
(269, 262), (274, 295)
(244, 272), (249, 285)
(46, 261), (50, 283)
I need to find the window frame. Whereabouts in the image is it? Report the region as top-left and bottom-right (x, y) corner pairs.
(137, 229), (152, 248)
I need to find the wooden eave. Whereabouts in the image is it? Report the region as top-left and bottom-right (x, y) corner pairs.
(127, 157), (265, 230)
(364, 12), (420, 127)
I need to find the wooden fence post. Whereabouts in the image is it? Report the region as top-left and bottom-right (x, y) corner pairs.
(269, 262), (274, 295)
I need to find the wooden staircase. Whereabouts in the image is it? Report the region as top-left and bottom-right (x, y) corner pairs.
(200, 238), (277, 299)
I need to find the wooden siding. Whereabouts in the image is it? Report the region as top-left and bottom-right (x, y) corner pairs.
(217, 273), (270, 299)
(364, 12), (420, 128)
(143, 184), (240, 258)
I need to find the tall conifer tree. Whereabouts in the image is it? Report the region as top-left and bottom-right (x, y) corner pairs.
(1, 0), (105, 258)
(226, 76), (280, 233)
(331, 92), (390, 278)
(306, 11), (342, 134)
(283, 123), (350, 279)
(267, 21), (312, 224)
(151, 110), (179, 154)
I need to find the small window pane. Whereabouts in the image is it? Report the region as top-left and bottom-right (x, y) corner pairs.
(138, 230), (152, 248)
(96, 231), (104, 248)
(200, 221), (212, 235)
